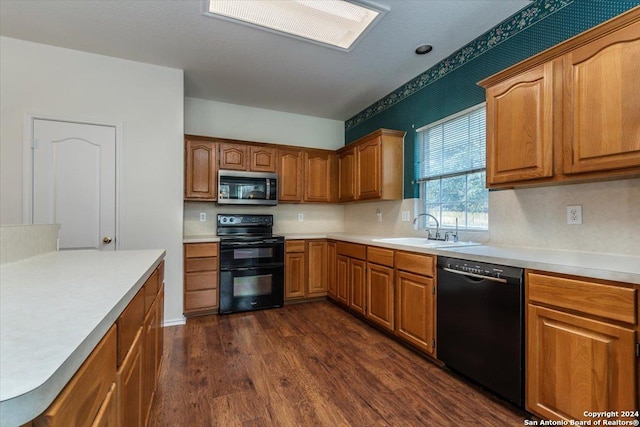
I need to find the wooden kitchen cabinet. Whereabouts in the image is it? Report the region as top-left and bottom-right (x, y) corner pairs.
(278, 149), (303, 202)
(562, 19), (640, 175)
(33, 326), (117, 427)
(91, 382), (117, 427)
(479, 8), (640, 188)
(218, 143), (248, 171)
(249, 146), (277, 172)
(307, 240), (328, 297)
(485, 63), (554, 186)
(117, 329), (143, 427)
(185, 138), (217, 201)
(285, 239), (328, 300)
(338, 148), (356, 202)
(334, 242), (367, 315)
(526, 271), (637, 421)
(142, 297), (158, 426)
(338, 129), (404, 202)
(304, 150), (336, 203)
(327, 241), (337, 298)
(366, 246), (395, 332)
(285, 240), (306, 300)
(184, 242), (219, 316)
(395, 251), (436, 355)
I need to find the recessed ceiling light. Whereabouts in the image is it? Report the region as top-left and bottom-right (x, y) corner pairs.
(415, 44), (433, 55)
(204, 0), (388, 52)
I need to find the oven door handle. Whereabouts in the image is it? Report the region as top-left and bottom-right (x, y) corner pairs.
(220, 264), (284, 271)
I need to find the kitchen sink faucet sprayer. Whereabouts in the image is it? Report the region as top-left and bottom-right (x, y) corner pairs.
(413, 213), (440, 240)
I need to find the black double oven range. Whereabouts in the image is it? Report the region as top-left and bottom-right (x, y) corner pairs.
(217, 214), (285, 314)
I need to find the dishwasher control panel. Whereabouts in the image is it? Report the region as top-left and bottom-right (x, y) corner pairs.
(439, 257), (524, 284)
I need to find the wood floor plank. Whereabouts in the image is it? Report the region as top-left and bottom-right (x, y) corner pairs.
(148, 301), (528, 426)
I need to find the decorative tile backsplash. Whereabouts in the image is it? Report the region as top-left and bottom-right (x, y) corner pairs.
(345, 0), (574, 131)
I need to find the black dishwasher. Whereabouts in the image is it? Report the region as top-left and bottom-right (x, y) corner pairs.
(437, 257), (525, 408)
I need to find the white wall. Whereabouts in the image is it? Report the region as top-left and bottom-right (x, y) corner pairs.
(0, 37), (185, 324)
(185, 97), (345, 149)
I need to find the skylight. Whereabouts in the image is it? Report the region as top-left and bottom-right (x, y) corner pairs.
(205, 0), (387, 51)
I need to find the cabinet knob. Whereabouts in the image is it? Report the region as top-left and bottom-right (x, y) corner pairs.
(103, 237), (113, 244)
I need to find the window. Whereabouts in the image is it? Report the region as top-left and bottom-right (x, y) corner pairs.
(416, 104), (488, 230)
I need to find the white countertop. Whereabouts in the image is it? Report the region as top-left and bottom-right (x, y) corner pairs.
(324, 233), (640, 285)
(183, 231), (639, 284)
(0, 249), (165, 427)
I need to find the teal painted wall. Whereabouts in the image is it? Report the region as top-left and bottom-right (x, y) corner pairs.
(344, 0), (640, 198)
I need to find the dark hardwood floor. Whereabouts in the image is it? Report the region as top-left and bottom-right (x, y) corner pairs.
(148, 301), (528, 426)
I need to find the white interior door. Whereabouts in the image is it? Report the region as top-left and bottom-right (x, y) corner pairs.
(32, 119), (116, 250)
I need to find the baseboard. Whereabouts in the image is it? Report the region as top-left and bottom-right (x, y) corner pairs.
(162, 317), (186, 327)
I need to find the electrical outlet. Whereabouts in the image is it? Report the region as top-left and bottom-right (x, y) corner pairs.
(199, 212), (206, 222)
(401, 210), (411, 222)
(567, 205), (582, 225)
(298, 213), (304, 221)
(376, 209), (382, 222)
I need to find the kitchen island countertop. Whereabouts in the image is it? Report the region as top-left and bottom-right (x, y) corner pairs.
(0, 249), (165, 427)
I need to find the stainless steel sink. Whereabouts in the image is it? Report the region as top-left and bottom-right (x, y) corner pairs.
(371, 237), (480, 248)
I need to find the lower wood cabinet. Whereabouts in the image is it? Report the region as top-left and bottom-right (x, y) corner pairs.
(183, 243), (219, 316)
(395, 270), (435, 355)
(285, 239), (328, 300)
(92, 382), (117, 427)
(117, 328), (143, 427)
(526, 271), (637, 421)
(335, 254), (349, 305)
(366, 263), (394, 332)
(349, 258), (367, 315)
(327, 241), (337, 298)
(33, 326), (117, 427)
(332, 242), (367, 313)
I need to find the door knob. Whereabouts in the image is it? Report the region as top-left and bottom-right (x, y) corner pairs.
(103, 237), (112, 244)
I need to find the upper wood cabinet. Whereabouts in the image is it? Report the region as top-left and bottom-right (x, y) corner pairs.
(185, 138), (217, 201)
(562, 20), (640, 174)
(479, 8), (640, 188)
(304, 150), (336, 203)
(338, 148), (356, 202)
(218, 143), (248, 171)
(278, 149), (303, 202)
(485, 63), (554, 185)
(219, 142), (277, 172)
(338, 129), (405, 202)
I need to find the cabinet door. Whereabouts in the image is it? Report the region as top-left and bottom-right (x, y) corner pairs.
(527, 305), (636, 421)
(219, 143), (248, 171)
(367, 263), (394, 332)
(338, 148), (356, 202)
(250, 146), (277, 172)
(395, 271), (435, 355)
(327, 242), (337, 298)
(349, 258), (367, 315)
(304, 151), (334, 203)
(155, 286), (164, 383)
(306, 240), (328, 297)
(142, 301), (157, 426)
(562, 21), (640, 174)
(285, 252), (306, 299)
(90, 383), (117, 427)
(486, 62), (554, 186)
(117, 329), (143, 427)
(335, 255), (349, 305)
(356, 138), (382, 199)
(185, 139), (217, 200)
(278, 149), (303, 202)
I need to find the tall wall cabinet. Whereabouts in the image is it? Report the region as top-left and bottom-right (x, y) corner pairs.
(479, 8), (640, 188)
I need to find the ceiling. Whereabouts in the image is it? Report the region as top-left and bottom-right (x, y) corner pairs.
(0, 0), (530, 121)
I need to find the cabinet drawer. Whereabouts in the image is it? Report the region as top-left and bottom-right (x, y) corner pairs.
(116, 289), (144, 366)
(143, 269), (159, 314)
(337, 242), (366, 260)
(528, 272), (636, 324)
(367, 246), (394, 267)
(285, 240), (306, 253)
(185, 271), (218, 291)
(35, 326), (117, 427)
(185, 257), (218, 273)
(185, 289), (218, 311)
(185, 243), (218, 258)
(395, 251), (435, 277)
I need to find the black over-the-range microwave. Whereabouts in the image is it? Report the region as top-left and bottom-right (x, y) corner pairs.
(217, 170), (278, 206)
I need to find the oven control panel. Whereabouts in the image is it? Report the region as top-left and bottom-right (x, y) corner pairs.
(217, 214), (273, 227)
